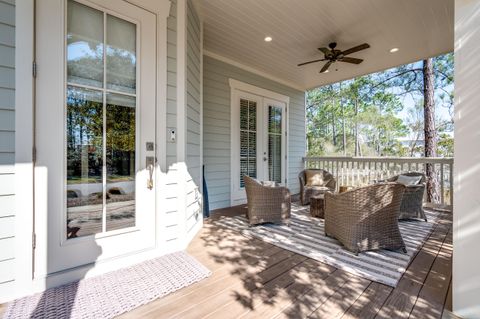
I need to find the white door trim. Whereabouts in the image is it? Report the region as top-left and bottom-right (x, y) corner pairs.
(229, 78), (290, 104)
(229, 79), (289, 206)
(13, 0), (35, 302)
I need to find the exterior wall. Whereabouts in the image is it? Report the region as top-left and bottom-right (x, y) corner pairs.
(203, 55), (306, 210)
(0, 0), (16, 299)
(166, 0), (177, 167)
(185, 0), (202, 236)
(163, 0), (181, 243)
(453, 0), (480, 317)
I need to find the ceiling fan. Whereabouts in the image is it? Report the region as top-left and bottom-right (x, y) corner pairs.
(298, 42), (370, 73)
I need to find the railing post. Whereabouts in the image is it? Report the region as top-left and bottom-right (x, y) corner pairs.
(440, 163), (445, 206)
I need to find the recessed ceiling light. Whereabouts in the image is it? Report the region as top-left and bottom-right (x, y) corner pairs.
(264, 36), (272, 42)
(390, 47), (399, 53)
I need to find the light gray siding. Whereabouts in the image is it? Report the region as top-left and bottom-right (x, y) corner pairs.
(166, 0), (177, 168)
(0, 0), (15, 291)
(163, 0), (179, 243)
(185, 0), (201, 234)
(203, 56), (306, 210)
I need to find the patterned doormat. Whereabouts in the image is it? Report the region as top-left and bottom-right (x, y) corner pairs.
(4, 251), (211, 319)
(214, 204), (437, 287)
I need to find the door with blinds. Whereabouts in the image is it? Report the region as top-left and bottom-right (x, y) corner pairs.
(231, 91), (286, 205)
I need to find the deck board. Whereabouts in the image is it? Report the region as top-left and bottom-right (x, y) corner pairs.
(119, 205), (452, 319)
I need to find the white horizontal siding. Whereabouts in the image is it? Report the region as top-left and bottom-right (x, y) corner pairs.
(203, 55), (306, 210)
(185, 0), (201, 235)
(0, 0), (15, 294)
(167, 0), (177, 168)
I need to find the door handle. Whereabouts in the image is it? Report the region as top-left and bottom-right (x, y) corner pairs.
(146, 156), (155, 190)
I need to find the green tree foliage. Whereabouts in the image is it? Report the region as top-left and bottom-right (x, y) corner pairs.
(307, 52), (454, 158)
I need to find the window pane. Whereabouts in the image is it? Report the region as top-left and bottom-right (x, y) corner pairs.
(240, 99), (248, 130)
(269, 135), (282, 183)
(66, 86), (103, 239)
(106, 93), (136, 231)
(106, 15), (136, 94)
(268, 105), (282, 183)
(248, 102), (256, 131)
(67, 0), (104, 88)
(239, 99), (257, 188)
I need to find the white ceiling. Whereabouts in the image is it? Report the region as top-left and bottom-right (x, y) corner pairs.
(194, 0), (454, 90)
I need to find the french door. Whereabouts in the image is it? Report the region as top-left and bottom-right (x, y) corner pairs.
(36, 0), (157, 275)
(232, 91), (287, 205)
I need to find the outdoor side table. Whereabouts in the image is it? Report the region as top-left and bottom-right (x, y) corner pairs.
(310, 194), (325, 219)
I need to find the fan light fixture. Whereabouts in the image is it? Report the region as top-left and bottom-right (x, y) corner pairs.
(390, 47), (399, 53)
(297, 42), (370, 73)
(264, 36), (272, 42)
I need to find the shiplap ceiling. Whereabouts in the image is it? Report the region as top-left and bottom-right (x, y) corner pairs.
(194, 0), (454, 90)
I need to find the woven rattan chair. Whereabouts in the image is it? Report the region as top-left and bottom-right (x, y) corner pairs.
(324, 183), (407, 255)
(299, 169), (336, 205)
(386, 172), (427, 221)
(243, 175), (291, 225)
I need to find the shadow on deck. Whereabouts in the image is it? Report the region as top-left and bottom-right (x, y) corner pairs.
(121, 202), (453, 319)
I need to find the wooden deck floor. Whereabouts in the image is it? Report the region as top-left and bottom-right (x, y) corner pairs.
(120, 204), (453, 319)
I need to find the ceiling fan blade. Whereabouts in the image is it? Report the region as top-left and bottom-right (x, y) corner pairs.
(320, 61), (333, 73)
(342, 43), (370, 56)
(339, 57), (363, 64)
(297, 58), (326, 66)
(318, 47), (330, 55)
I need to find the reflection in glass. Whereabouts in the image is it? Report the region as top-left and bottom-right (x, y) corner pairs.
(67, 0), (104, 88)
(107, 15), (136, 94)
(66, 86), (103, 238)
(268, 106), (282, 183)
(106, 93), (136, 231)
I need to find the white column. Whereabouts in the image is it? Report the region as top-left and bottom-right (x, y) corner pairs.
(453, 0), (480, 317)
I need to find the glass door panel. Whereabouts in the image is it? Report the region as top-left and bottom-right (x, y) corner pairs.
(67, 1), (104, 88)
(106, 93), (136, 231)
(239, 98), (257, 187)
(66, 86), (104, 238)
(106, 15), (137, 94)
(65, 0), (138, 239)
(267, 105), (283, 183)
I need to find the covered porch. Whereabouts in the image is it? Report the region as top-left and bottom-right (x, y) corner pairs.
(4, 0), (480, 317)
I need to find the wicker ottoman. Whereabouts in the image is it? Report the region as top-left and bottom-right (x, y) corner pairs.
(310, 195), (325, 218)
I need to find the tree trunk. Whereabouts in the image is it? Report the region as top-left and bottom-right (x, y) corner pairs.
(354, 98), (359, 156)
(423, 58), (440, 203)
(340, 83), (347, 155)
(332, 111), (337, 146)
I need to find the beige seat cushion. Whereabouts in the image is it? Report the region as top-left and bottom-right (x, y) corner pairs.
(309, 186), (331, 191)
(396, 174), (422, 186)
(305, 170), (326, 186)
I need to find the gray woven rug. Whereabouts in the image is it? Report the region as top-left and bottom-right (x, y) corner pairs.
(4, 251), (211, 319)
(214, 204), (437, 287)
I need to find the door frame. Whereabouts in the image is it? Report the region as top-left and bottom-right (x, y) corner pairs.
(14, 0), (171, 297)
(229, 79), (289, 206)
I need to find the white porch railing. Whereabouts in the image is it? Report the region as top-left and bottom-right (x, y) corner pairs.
(303, 156), (454, 208)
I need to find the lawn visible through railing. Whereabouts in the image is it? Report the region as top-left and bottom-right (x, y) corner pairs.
(303, 156), (453, 209)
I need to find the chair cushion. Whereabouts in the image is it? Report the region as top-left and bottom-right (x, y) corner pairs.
(396, 174), (422, 186)
(308, 186), (331, 191)
(305, 170), (327, 186)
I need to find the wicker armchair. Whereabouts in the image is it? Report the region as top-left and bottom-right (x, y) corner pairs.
(386, 172), (427, 221)
(243, 176), (291, 225)
(299, 169), (336, 205)
(324, 183), (407, 255)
